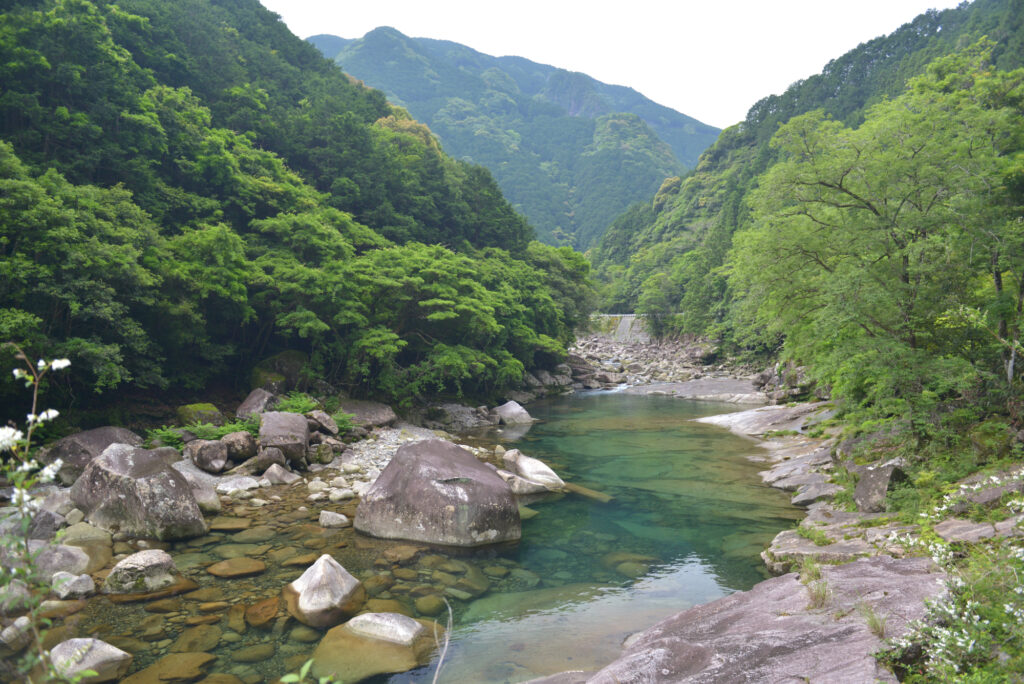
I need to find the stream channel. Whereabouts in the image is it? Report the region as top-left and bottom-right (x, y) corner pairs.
(75, 392), (801, 683)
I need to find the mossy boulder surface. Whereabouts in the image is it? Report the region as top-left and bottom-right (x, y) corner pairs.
(176, 403), (224, 426)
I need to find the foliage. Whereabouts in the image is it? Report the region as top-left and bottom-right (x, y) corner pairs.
(0, 0), (596, 412)
(146, 417), (258, 449)
(274, 392), (319, 414)
(0, 349), (92, 682)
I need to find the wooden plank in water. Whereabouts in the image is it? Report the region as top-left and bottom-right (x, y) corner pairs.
(563, 481), (613, 503)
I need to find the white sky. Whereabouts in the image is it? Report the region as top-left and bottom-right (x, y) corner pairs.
(259, 0), (965, 129)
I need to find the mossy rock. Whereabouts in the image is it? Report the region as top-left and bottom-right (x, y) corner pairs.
(251, 367), (287, 394)
(177, 403), (224, 426)
(252, 350), (309, 392)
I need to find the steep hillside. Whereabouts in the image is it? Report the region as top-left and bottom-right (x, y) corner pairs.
(0, 0), (594, 409)
(310, 28), (719, 248)
(593, 0), (1024, 322)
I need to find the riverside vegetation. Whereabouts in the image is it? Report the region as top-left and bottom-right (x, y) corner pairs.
(2, 0), (1024, 681)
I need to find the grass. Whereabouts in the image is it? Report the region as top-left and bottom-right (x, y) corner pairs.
(798, 556), (822, 583)
(797, 524), (832, 547)
(858, 602), (887, 638)
(807, 579), (831, 609)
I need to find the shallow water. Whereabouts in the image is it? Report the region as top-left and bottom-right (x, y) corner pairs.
(73, 393), (800, 683)
(386, 393), (801, 682)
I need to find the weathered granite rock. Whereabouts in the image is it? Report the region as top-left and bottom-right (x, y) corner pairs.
(177, 469), (221, 514)
(50, 638), (133, 683)
(103, 550), (178, 594)
(220, 431), (257, 461)
(258, 412), (309, 464)
(28, 508), (65, 540)
(52, 571), (96, 599)
(493, 400), (534, 425)
(215, 476), (260, 495)
(496, 469), (550, 495)
(39, 426), (144, 485)
(70, 444), (208, 540)
(120, 652), (216, 684)
(355, 439), (520, 546)
(252, 350), (308, 392)
(762, 529), (874, 574)
(308, 410), (339, 435)
(262, 462), (301, 485)
(229, 447), (286, 476)
(33, 542), (92, 581)
(236, 388), (277, 419)
(580, 556), (944, 684)
(934, 518), (998, 543)
(337, 399), (397, 428)
(854, 460), (909, 513)
(311, 614), (441, 681)
(0, 615), (32, 652)
(184, 439), (228, 474)
(696, 402), (831, 437)
(283, 554), (366, 627)
(176, 403), (224, 426)
(502, 449), (564, 491)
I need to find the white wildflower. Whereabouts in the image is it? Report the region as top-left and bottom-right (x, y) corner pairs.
(38, 409), (58, 422)
(0, 426), (24, 451)
(50, 358), (70, 370)
(37, 458), (62, 484)
(11, 368), (25, 380)
(36, 359), (45, 370)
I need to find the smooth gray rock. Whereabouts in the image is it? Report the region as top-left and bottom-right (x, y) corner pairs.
(934, 518), (997, 543)
(50, 638), (133, 683)
(308, 410), (339, 435)
(283, 554), (366, 627)
(581, 556), (944, 684)
(102, 549), (177, 594)
(502, 449), (564, 491)
(39, 427), (143, 485)
(762, 529), (874, 574)
(493, 400), (534, 425)
(336, 399), (397, 428)
(32, 542), (91, 581)
(259, 412), (310, 464)
(28, 508), (65, 539)
(355, 439), (520, 546)
(184, 439), (228, 474)
(70, 444), (207, 541)
(177, 469), (221, 514)
(319, 511), (351, 528)
(236, 387), (278, 419)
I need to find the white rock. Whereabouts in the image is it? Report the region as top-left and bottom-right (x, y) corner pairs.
(0, 616), (32, 651)
(330, 476), (349, 488)
(345, 612), (425, 646)
(50, 638), (133, 683)
(263, 463), (301, 485)
(52, 571), (96, 599)
(503, 450), (565, 491)
(215, 477), (260, 495)
(319, 511), (351, 528)
(329, 488), (356, 502)
(283, 554), (364, 627)
(493, 400), (534, 425)
(307, 492), (328, 502)
(102, 549), (177, 594)
(342, 463), (362, 474)
(307, 479), (330, 493)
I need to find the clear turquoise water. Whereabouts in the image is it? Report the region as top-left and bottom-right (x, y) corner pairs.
(387, 392), (802, 682)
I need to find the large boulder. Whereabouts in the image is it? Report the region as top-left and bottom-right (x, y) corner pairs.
(102, 550), (178, 594)
(70, 444), (208, 541)
(38, 427), (143, 485)
(50, 638), (133, 683)
(236, 388), (278, 419)
(251, 350), (308, 392)
(336, 398), (397, 428)
(258, 412), (309, 465)
(493, 400), (534, 425)
(355, 439), (520, 546)
(283, 554), (366, 627)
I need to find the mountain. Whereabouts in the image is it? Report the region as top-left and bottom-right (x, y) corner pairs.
(309, 28), (720, 248)
(592, 0), (1024, 322)
(0, 0), (595, 409)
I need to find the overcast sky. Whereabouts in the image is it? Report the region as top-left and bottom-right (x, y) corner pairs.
(259, 0), (965, 129)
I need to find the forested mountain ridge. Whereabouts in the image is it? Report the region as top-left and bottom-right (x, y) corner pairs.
(310, 27), (720, 248)
(0, 0), (594, 411)
(593, 0), (1024, 321)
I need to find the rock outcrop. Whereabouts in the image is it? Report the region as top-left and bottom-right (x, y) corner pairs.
(355, 439), (520, 546)
(579, 556), (944, 683)
(39, 426), (144, 485)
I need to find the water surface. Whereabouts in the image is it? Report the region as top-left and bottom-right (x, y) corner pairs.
(390, 392), (801, 682)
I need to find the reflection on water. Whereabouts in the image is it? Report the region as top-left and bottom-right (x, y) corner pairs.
(386, 393), (801, 682)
